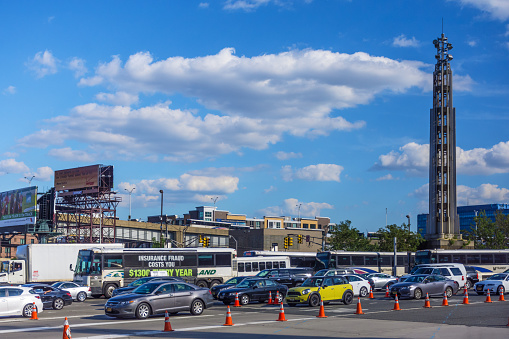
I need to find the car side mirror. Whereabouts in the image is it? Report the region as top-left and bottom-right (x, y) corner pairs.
(155, 290), (163, 295)
(252, 285), (258, 289)
(323, 285), (328, 288)
(69, 264), (74, 272)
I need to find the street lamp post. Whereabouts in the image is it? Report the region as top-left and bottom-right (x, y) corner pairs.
(159, 190), (164, 244)
(296, 203), (302, 221)
(24, 176), (35, 186)
(229, 235), (238, 254)
(124, 187), (135, 221)
(211, 197), (218, 222)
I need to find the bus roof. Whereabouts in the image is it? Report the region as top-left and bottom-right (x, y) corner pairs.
(82, 247), (236, 254)
(243, 250), (316, 257)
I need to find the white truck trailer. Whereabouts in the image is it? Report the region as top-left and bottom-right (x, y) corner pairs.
(0, 243), (123, 285)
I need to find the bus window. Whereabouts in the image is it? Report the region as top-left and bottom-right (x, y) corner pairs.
(252, 262), (259, 271)
(238, 263), (245, 272)
(452, 254), (465, 264)
(273, 261), (279, 269)
(182, 254), (197, 266)
(198, 254), (214, 266)
(352, 255), (364, 265)
(467, 254), (480, 264)
(245, 262), (252, 272)
(259, 262), (265, 270)
(266, 262), (272, 269)
(438, 255), (452, 263)
(216, 253), (231, 266)
(379, 256), (392, 266)
(337, 255), (350, 266)
(397, 256), (406, 266)
(481, 254), (493, 264)
(494, 254), (506, 264)
(104, 255), (123, 268)
(365, 256), (377, 267)
(279, 261), (286, 268)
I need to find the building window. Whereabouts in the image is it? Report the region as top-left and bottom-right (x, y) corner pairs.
(20, 239), (25, 245)
(31, 239), (35, 244)
(303, 223), (309, 229)
(205, 212), (212, 218)
(5, 247), (11, 255)
(255, 221), (261, 229)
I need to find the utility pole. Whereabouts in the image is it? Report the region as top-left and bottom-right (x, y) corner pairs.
(124, 187), (135, 221)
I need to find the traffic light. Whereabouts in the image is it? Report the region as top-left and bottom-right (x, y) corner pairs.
(199, 234), (203, 244)
(283, 236), (289, 249)
(306, 235), (310, 242)
(288, 237), (293, 247)
(298, 234), (303, 244)
(203, 237), (210, 247)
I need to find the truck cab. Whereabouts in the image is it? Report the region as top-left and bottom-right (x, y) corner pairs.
(0, 259), (26, 285)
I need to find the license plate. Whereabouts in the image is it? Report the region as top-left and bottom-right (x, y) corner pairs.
(287, 298), (295, 301)
(476, 286), (482, 291)
(106, 307), (112, 312)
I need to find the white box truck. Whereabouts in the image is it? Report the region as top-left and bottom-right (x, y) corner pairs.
(0, 243), (123, 285)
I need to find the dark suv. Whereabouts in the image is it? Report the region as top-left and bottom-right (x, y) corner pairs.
(256, 268), (313, 287)
(464, 266), (480, 289)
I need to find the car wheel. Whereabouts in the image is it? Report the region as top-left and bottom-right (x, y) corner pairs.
(465, 280), (472, 289)
(287, 303), (297, 307)
(414, 288), (422, 300)
(497, 285), (505, 295)
(359, 286), (368, 297)
(343, 291), (353, 305)
(210, 280), (221, 288)
(445, 287), (453, 298)
(53, 298), (64, 310)
(190, 299), (204, 316)
(77, 291), (87, 302)
(196, 281), (208, 288)
(276, 292), (284, 304)
(308, 293), (320, 307)
(104, 284), (117, 299)
(240, 294), (250, 305)
(135, 303), (151, 319)
(22, 303), (34, 318)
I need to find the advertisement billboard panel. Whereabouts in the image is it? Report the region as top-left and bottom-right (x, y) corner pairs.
(54, 165), (100, 191)
(0, 186), (37, 228)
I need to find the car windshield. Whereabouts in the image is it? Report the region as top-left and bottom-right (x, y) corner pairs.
(237, 280), (257, 288)
(487, 274), (507, 281)
(130, 277), (154, 287)
(404, 276), (426, 283)
(256, 270), (270, 277)
(414, 268), (433, 275)
(51, 282), (63, 288)
(225, 277), (243, 284)
(133, 283), (160, 294)
(315, 269), (328, 276)
(301, 277), (323, 287)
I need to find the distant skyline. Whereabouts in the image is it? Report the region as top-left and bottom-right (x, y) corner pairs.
(1, 1), (508, 232)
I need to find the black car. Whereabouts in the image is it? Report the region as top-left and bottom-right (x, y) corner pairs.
(217, 277), (288, 305)
(210, 276), (250, 299)
(111, 276), (184, 297)
(256, 268), (313, 287)
(23, 284), (73, 310)
(464, 266), (480, 289)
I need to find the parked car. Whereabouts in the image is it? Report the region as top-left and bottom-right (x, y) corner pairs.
(464, 266), (480, 289)
(474, 273), (509, 295)
(367, 273), (398, 290)
(111, 276), (184, 297)
(23, 284), (73, 310)
(105, 281), (213, 319)
(217, 278), (287, 305)
(51, 281), (91, 302)
(285, 275), (354, 307)
(256, 268), (313, 287)
(0, 286), (44, 317)
(390, 274), (458, 299)
(412, 265), (466, 289)
(314, 268), (357, 276)
(339, 274), (371, 297)
(210, 276), (250, 299)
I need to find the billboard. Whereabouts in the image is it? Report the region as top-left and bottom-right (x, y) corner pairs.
(54, 165), (100, 191)
(0, 186), (37, 228)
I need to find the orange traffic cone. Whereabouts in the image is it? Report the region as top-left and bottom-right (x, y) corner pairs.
(355, 297), (364, 315)
(163, 311), (174, 332)
(498, 291), (505, 301)
(368, 286), (374, 299)
(223, 306), (234, 326)
(30, 302), (38, 320)
(462, 288), (470, 305)
(384, 286), (390, 298)
(275, 291), (280, 304)
(485, 289), (493, 303)
(423, 293), (431, 308)
(276, 301), (287, 321)
(392, 295), (401, 311)
(63, 317), (72, 339)
(267, 291), (273, 305)
(233, 292), (241, 307)
(442, 291), (449, 306)
(317, 300), (327, 318)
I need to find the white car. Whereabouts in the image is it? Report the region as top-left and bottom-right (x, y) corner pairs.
(474, 273), (509, 295)
(340, 274), (371, 297)
(0, 286), (44, 317)
(51, 281), (91, 302)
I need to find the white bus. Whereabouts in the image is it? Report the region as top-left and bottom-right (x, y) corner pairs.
(415, 249), (509, 279)
(243, 250), (316, 268)
(234, 256), (291, 276)
(72, 247), (236, 298)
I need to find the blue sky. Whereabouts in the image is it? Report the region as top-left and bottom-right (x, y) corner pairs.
(1, 0), (508, 232)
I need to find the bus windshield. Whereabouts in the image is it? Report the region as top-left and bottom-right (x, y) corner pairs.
(414, 251), (431, 265)
(314, 253), (329, 271)
(74, 250), (101, 276)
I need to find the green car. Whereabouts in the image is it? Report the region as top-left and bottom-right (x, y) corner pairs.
(285, 276), (354, 307)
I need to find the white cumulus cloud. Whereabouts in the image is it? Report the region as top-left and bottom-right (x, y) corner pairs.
(393, 34), (420, 47)
(26, 50), (59, 78)
(258, 198), (334, 218)
(282, 164), (343, 182)
(48, 147), (95, 162)
(450, 0), (509, 21)
(68, 57), (88, 77)
(0, 159), (30, 175)
(275, 151), (303, 160)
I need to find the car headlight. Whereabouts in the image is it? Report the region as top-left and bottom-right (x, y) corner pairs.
(400, 287), (409, 291)
(119, 300), (135, 305)
(302, 289), (311, 295)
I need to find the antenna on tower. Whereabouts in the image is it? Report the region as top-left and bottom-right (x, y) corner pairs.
(442, 18), (444, 34)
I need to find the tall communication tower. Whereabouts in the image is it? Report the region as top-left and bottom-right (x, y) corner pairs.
(427, 32), (460, 241)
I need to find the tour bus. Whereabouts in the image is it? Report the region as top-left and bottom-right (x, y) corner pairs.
(72, 247), (237, 298)
(234, 256), (291, 276)
(415, 249), (509, 279)
(243, 250), (316, 268)
(314, 251), (414, 276)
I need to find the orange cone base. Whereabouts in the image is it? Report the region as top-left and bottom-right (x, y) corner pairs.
(267, 292), (273, 305)
(423, 300), (431, 308)
(498, 293), (505, 302)
(392, 297), (401, 311)
(317, 304), (328, 318)
(485, 292), (493, 303)
(30, 304), (38, 320)
(233, 295), (241, 307)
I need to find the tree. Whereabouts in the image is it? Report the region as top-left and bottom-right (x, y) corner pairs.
(465, 211), (509, 249)
(329, 220), (375, 251)
(151, 236), (166, 248)
(376, 223), (424, 252)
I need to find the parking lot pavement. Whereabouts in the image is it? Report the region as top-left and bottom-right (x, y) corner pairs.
(1, 292), (508, 338)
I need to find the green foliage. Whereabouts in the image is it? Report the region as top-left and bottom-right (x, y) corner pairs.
(151, 236), (166, 248)
(329, 220), (375, 251)
(465, 211), (509, 249)
(375, 223), (424, 252)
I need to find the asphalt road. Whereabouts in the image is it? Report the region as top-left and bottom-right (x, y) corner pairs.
(1, 291), (508, 338)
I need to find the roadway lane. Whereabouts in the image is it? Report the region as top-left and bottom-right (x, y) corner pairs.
(0, 291), (508, 338)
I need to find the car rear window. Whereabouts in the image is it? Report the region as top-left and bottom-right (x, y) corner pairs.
(450, 268), (462, 276)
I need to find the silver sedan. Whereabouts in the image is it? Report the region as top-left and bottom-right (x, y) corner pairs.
(105, 281), (214, 319)
(390, 274), (458, 299)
